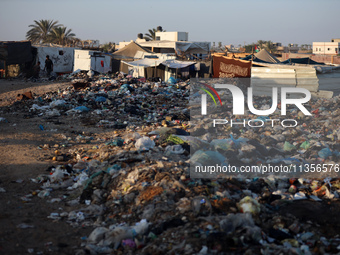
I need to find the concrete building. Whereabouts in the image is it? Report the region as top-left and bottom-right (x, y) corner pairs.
(117, 27), (210, 58)
(155, 31), (188, 42)
(313, 41), (340, 55)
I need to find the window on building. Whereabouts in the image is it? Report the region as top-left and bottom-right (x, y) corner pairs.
(59, 51), (64, 55)
(319, 48), (322, 51)
(328, 48), (331, 51)
(316, 48), (318, 51)
(155, 36), (160, 41)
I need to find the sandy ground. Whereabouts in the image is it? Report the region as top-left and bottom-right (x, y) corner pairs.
(0, 79), (92, 255)
(0, 79), (70, 107)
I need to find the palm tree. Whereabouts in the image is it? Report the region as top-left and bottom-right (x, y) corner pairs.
(69, 37), (81, 47)
(26, 19), (61, 44)
(144, 27), (166, 41)
(144, 28), (157, 41)
(49, 26), (76, 45)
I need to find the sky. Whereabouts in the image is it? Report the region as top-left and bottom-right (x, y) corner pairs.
(1, 0), (340, 47)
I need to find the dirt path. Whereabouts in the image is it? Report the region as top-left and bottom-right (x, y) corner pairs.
(0, 79), (91, 255)
(0, 79), (70, 107)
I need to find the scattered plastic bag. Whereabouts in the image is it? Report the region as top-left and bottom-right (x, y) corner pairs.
(135, 136), (155, 151)
(318, 147), (332, 159)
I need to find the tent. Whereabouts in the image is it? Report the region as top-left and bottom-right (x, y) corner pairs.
(160, 60), (196, 81)
(74, 49), (112, 73)
(121, 59), (164, 78)
(213, 56), (252, 78)
(35, 45), (76, 73)
(112, 42), (155, 73)
(242, 49), (280, 64)
(121, 59), (196, 80)
(280, 57), (324, 65)
(254, 49), (280, 63)
(175, 42), (211, 54)
(113, 42), (154, 60)
(160, 59), (196, 69)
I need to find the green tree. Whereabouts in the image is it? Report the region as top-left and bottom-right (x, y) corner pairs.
(26, 19), (60, 44)
(49, 26), (76, 46)
(244, 43), (255, 53)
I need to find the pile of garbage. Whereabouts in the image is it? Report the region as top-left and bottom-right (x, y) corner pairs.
(3, 73), (340, 254)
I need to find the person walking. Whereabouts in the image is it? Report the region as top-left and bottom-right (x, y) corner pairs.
(44, 55), (53, 76)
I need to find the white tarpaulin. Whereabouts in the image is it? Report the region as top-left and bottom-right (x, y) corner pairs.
(161, 59), (196, 69)
(122, 59), (196, 78)
(36, 46), (75, 73)
(121, 59), (163, 78)
(175, 42), (211, 54)
(122, 59), (164, 67)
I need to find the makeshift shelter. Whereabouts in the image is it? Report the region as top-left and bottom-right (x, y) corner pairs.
(160, 59), (196, 81)
(213, 56), (252, 78)
(121, 59), (196, 80)
(113, 42), (154, 60)
(35, 45), (76, 73)
(281, 57), (324, 65)
(74, 49), (111, 73)
(242, 49), (280, 64)
(112, 42), (154, 72)
(139, 41), (211, 55)
(0, 41), (33, 77)
(121, 59), (164, 78)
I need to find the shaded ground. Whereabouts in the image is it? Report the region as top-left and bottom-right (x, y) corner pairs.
(0, 79), (92, 254)
(279, 200), (340, 238)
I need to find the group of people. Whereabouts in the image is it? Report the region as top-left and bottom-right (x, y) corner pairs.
(33, 55), (53, 79)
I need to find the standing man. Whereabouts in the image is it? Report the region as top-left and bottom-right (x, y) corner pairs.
(44, 55), (53, 76)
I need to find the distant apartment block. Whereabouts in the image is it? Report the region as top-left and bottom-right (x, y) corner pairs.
(154, 31), (188, 42)
(313, 40), (340, 55)
(275, 43), (300, 54)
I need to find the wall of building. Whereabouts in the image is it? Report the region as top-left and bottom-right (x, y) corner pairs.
(282, 53), (340, 64)
(155, 32), (188, 41)
(311, 55), (340, 64)
(313, 42), (340, 54)
(281, 53), (313, 60)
